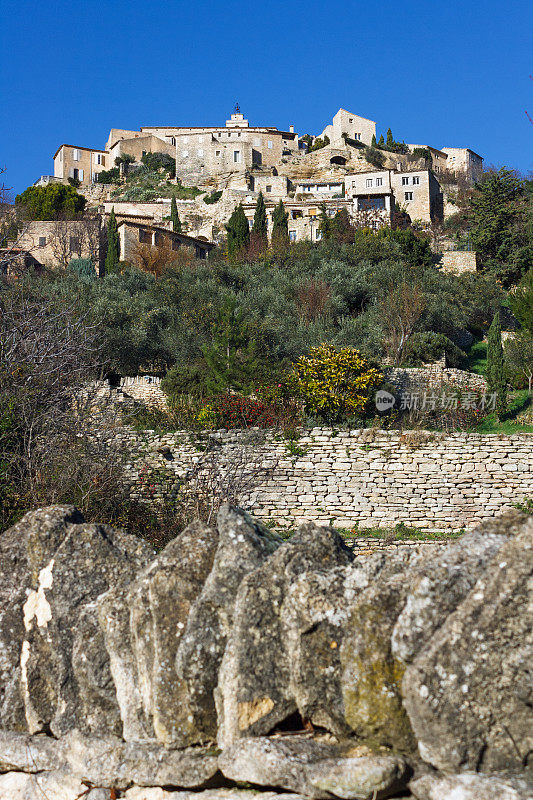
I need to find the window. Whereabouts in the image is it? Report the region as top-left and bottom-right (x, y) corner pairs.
(352, 180), (356, 188)
(349, 118), (353, 123)
(198, 149), (204, 157)
(405, 191), (413, 201)
(95, 153), (105, 165)
(402, 176), (409, 185)
(289, 230), (297, 241)
(266, 185), (272, 192)
(72, 149), (80, 161)
(233, 150), (241, 163)
(254, 137), (261, 147)
(217, 132), (221, 137)
(139, 228), (152, 244)
(315, 229), (322, 241)
(355, 133), (361, 140)
(376, 177), (383, 186)
(171, 137), (176, 145)
(267, 140), (273, 149)
(412, 176), (420, 185)
(142, 151), (146, 157)
(366, 178), (373, 188)
(215, 150), (221, 157)
(38, 236), (46, 247)
(237, 132), (241, 137)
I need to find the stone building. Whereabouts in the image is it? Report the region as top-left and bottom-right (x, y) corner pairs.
(320, 108), (376, 147)
(53, 145), (108, 187)
(345, 168), (443, 225)
(406, 145), (449, 175)
(16, 219), (102, 269)
(108, 134), (175, 165)
(440, 147), (483, 182)
(293, 178), (345, 198)
(117, 219), (214, 262)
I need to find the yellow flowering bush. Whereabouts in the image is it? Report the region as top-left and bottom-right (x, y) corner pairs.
(289, 344), (383, 422)
(196, 404), (217, 428)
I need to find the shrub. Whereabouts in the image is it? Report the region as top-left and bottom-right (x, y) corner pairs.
(141, 151), (176, 178)
(402, 332), (468, 369)
(15, 184), (87, 219)
(96, 167), (120, 184)
(289, 344), (383, 422)
(68, 257), (96, 281)
(204, 190), (223, 204)
(364, 147), (385, 169)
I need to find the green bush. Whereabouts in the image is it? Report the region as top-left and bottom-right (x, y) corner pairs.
(96, 167), (120, 184)
(15, 184), (87, 219)
(68, 257), (96, 281)
(364, 147), (385, 169)
(141, 152), (176, 178)
(288, 344), (383, 422)
(204, 190), (223, 205)
(402, 332), (468, 369)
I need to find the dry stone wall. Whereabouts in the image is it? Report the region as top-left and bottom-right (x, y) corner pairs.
(120, 427), (533, 530)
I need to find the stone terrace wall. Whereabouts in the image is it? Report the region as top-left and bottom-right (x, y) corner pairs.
(385, 360), (488, 393)
(120, 428), (533, 530)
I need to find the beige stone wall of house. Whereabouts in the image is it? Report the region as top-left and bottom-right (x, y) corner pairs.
(321, 109), (376, 146)
(109, 134), (175, 164)
(54, 146), (107, 187)
(18, 220), (101, 269)
(440, 148), (483, 182)
(391, 169), (442, 223)
(105, 129), (145, 150)
(251, 175), (291, 198)
(440, 250), (478, 274)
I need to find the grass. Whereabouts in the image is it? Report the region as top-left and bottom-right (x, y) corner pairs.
(268, 520), (464, 541)
(471, 390), (533, 433)
(112, 168), (202, 202)
(467, 339), (487, 376)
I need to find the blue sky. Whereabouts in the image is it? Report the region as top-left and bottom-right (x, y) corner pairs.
(1, 0), (532, 196)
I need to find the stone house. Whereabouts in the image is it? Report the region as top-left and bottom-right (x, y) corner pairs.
(345, 168), (443, 225)
(406, 145), (449, 175)
(117, 220), (214, 262)
(320, 109), (376, 147)
(53, 145), (108, 187)
(293, 179), (345, 198)
(249, 175), (292, 199)
(16, 219), (103, 270)
(440, 147), (483, 182)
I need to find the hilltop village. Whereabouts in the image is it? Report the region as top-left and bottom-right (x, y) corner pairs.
(22, 106), (483, 269)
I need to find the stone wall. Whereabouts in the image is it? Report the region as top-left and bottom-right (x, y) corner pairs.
(385, 359), (488, 393)
(440, 250), (478, 273)
(120, 427), (533, 530)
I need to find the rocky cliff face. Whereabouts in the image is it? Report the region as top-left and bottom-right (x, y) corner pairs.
(0, 505), (531, 800)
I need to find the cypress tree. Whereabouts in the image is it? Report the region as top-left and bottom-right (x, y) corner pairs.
(225, 203), (250, 260)
(371, 134), (377, 148)
(252, 191), (268, 246)
(105, 207), (120, 274)
(271, 199), (289, 246)
(378, 134), (385, 147)
(386, 128), (394, 149)
(170, 195), (182, 232)
(486, 311), (507, 419)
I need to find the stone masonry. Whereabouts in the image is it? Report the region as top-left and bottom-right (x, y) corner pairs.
(119, 428), (533, 531)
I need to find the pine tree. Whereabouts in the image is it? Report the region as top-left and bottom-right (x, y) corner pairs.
(486, 311), (507, 419)
(225, 203), (250, 260)
(386, 128), (394, 149)
(202, 297), (259, 393)
(378, 134), (385, 147)
(371, 134), (377, 148)
(170, 196), (182, 232)
(251, 191), (268, 246)
(105, 207), (120, 274)
(271, 199), (289, 246)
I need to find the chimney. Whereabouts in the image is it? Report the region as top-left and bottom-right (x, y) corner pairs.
(289, 124), (294, 133)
